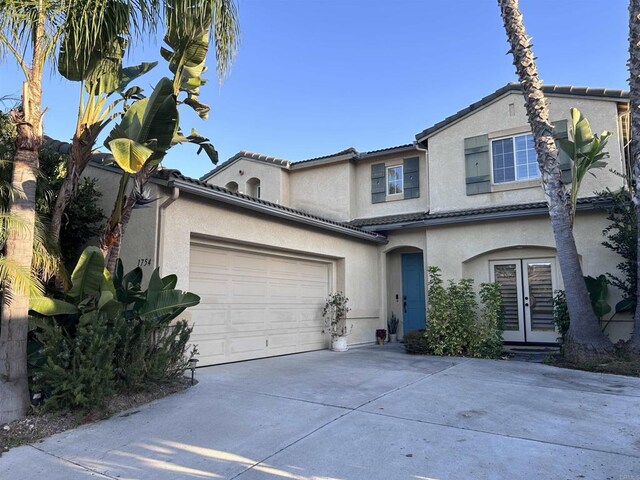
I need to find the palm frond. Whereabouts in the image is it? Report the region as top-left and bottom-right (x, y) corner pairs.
(0, 255), (44, 299)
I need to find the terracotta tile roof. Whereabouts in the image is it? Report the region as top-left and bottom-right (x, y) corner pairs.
(415, 83), (629, 143)
(350, 197), (610, 229)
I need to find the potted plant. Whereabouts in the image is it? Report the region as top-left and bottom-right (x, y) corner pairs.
(387, 313), (399, 342)
(322, 291), (351, 352)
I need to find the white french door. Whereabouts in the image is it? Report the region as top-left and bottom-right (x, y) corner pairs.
(490, 258), (558, 344)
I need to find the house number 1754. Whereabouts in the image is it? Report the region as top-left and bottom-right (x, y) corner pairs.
(137, 258), (152, 267)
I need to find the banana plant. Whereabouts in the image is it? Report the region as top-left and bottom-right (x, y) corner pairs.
(100, 1), (226, 272)
(30, 247), (120, 322)
(50, 0), (158, 247)
(558, 108), (612, 225)
(30, 247), (199, 324)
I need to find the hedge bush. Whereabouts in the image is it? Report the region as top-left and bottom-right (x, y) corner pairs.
(420, 266), (504, 359)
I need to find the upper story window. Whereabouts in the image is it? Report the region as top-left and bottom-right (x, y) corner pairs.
(246, 177), (261, 198)
(225, 181), (239, 193)
(386, 165), (404, 195)
(491, 133), (539, 184)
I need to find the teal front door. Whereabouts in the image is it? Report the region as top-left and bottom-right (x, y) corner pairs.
(401, 253), (426, 334)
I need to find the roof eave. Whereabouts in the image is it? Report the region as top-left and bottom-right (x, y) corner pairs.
(167, 178), (388, 244)
(415, 83), (630, 144)
(358, 199), (609, 232)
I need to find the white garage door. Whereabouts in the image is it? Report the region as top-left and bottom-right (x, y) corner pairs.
(189, 244), (331, 366)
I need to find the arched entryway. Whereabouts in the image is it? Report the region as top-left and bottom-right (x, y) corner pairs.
(385, 246), (426, 338)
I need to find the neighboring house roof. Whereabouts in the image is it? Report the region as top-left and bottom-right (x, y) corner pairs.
(43, 136), (115, 163)
(415, 83), (629, 144)
(199, 143), (419, 181)
(160, 171), (388, 244)
(350, 197), (611, 231)
(199, 150), (292, 181)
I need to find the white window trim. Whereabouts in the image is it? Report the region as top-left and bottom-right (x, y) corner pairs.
(490, 133), (539, 185)
(386, 165), (404, 196)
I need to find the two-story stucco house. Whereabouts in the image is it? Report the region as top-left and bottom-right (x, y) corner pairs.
(81, 83), (631, 366)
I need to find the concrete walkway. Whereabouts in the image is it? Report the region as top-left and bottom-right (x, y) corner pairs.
(2, 344), (640, 479)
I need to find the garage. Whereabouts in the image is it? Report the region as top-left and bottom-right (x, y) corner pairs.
(188, 243), (332, 366)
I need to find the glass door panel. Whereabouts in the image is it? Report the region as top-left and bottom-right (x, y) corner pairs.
(524, 260), (558, 343)
(490, 261), (525, 342)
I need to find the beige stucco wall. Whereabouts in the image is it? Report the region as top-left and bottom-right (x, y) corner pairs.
(427, 92), (625, 213)
(205, 158), (288, 204)
(83, 163), (159, 280)
(288, 162), (353, 221)
(354, 151), (429, 220)
(159, 191), (384, 346)
(422, 211), (631, 342)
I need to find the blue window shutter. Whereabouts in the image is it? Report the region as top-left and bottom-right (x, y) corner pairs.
(552, 120), (571, 184)
(464, 134), (490, 195)
(403, 157), (419, 199)
(371, 163), (386, 203)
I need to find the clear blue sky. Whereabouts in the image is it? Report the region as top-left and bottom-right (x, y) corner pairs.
(0, 0), (629, 179)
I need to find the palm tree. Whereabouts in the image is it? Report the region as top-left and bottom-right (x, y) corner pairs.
(628, 0), (640, 353)
(497, 0), (613, 361)
(0, 0), (52, 425)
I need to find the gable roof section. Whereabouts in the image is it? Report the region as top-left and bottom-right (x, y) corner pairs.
(350, 197), (610, 231)
(161, 171), (388, 244)
(415, 83), (629, 144)
(199, 150), (291, 181)
(200, 143), (419, 180)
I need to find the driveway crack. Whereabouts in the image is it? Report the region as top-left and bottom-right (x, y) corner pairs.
(230, 359), (467, 479)
(28, 444), (118, 479)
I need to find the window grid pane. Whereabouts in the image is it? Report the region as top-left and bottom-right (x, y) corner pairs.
(492, 134), (539, 184)
(387, 166), (403, 194)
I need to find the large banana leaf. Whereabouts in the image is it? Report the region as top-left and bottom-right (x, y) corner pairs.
(139, 289), (201, 324)
(30, 297), (78, 316)
(161, 8), (211, 119)
(68, 247), (108, 300)
(108, 138), (154, 173)
(172, 128), (218, 164)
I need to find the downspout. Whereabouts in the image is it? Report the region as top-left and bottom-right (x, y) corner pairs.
(156, 186), (180, 271)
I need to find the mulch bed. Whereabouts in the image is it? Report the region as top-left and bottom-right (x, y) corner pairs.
(1, 378), (192, 454)
(547, 357), (640, 377)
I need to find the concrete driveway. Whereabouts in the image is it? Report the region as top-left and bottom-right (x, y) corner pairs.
(3, 345), (640, 480)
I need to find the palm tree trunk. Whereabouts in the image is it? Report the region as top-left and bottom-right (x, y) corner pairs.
(50, 131), (95, 245)
(498, 0), (612, 361)
(0, 9), (45, 422)
(628, 0), (640, 353)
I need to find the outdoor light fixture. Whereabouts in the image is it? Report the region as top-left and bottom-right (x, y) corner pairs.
(188, 358), (199, 385)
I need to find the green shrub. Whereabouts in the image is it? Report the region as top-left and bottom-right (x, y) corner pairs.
(423, 266), (504, 359)
(35, 312), (122, 411)
(403, 330), (430, 354)
(425, 267), (475, 356)
(30, 247), (200, 411)
(470, 282), (504, 358)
